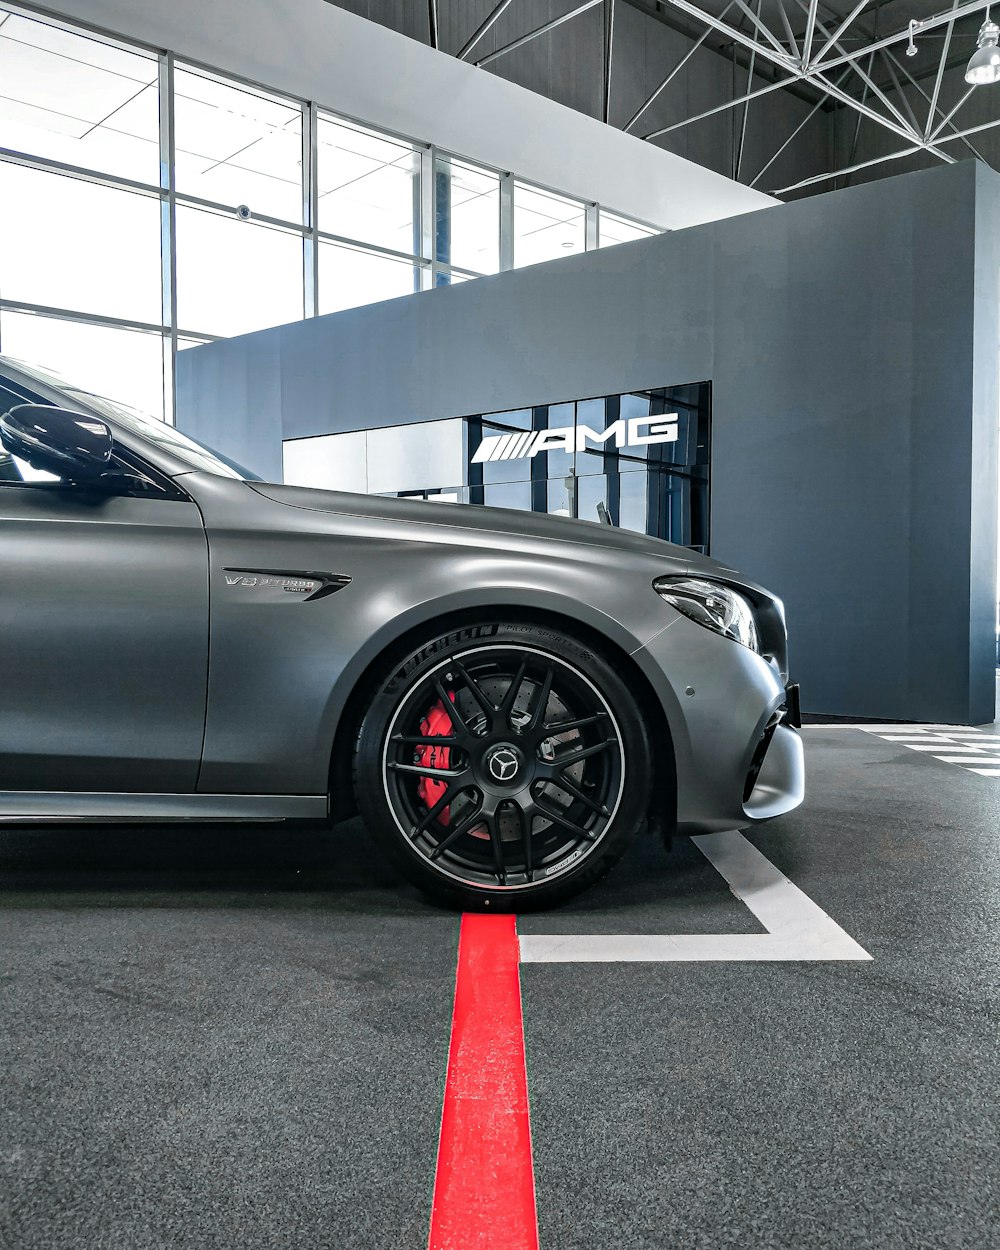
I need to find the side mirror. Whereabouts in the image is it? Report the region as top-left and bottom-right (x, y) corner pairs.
(0, 404), (114, 482)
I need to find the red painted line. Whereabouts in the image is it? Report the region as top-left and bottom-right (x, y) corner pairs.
(428, 913), (540, 1250)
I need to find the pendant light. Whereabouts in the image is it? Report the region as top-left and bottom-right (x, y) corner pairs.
(965, 8), (1000, 85)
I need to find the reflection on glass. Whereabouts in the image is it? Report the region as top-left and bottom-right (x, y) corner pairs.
(366, 420), (464, 495)
(280, 387), (709, 547)
(318, 241), (418, 315)
(434, 269), (472, 287)
(435, 156), (501, 275)
(541, 403), (576, 481)
(283, 431), (368, 492)
(0, 9), (160, 184)
(0, 162), (161, 322)
(513, 182), (586, 268)
(175, 206), (303, 336)
(546, 475), (573, 517)
(574, 397), (607, 477)
(282, 420), (466, 496)
(391, 488), (468, 504)
(599, 211), (658, 248)
(479, 410), (532, 485)
(575, 473), (608, 525)
(484, 480), (531, 511)
(617, 469), (647, 535)
(174, 67), (303, 222)
(318, 116), (419, 255)
(476, 385), (710, 547)
(0, 310), (165, 418)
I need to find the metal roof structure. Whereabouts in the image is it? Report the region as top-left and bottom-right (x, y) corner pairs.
(334, 0), (1000, 197)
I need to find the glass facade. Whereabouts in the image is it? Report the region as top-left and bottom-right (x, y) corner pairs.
(598, 211), (659, 248)
(283, 383), (711, 551)
(513, 182), (587, 268)
(0, 3), (664, 424)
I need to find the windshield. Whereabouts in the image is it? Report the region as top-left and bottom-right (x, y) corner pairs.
(0, 356), (262, 481)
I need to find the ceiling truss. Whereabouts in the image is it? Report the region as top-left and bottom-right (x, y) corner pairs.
(440, 0), (1000, 197)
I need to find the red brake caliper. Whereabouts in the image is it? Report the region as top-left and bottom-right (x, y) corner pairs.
(416, 693), (455, 826)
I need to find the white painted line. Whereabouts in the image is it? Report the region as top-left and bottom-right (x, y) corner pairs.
(922, 746), (994, 754)
(519, 831), (872, 964)
(934, 755), (998, 764)
(895, 743), (977, 752)
(875, 735), (939, 741)
(967, 767), (1000, 777)
(879, 738), (955, 745)
(806, 724), (1000, 733)
(875, 730), (940, 740)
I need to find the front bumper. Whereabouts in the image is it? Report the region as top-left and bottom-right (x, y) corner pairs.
(631, 617), (805, 833)
(742, 717), (804, 821)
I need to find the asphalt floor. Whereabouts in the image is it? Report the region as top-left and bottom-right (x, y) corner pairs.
(1, 723), (998, 1249)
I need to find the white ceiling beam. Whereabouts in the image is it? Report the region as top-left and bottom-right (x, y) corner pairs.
(643, 77), (794, 139)
(475, 0), (603, 68)
(801, 0), (820, 68)
(811, 0), (991, 73)
(792, 0), (919, 138)
(775, 0), (801, 60)
(935, 113), (1000, 144)
(772, 145), (924, 194)
(730, 0), (790, 60)
(924, 0), (961, 139)
(651, 0), (970, 170)
(882, 48), (988, 160)
(654, 0), (797, 70)
(749, 67), (852, 186)
(623, 4), (735, 132)
(928, 84), (978, 141)
(809, 0), (874, 68)
(458, 0), (516, 61)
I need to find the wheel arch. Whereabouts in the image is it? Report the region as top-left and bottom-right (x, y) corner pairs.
(327, 603), (676, 830)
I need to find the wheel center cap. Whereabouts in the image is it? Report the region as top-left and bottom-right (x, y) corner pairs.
(485, 742), (524, 784)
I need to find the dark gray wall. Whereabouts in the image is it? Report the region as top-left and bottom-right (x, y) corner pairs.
(178, 161), (1000, 724)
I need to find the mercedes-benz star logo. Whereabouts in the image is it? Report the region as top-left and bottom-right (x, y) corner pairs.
(487, 745), (521, 783)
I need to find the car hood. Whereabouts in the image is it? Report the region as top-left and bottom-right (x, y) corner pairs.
(249, 481), (742, 580)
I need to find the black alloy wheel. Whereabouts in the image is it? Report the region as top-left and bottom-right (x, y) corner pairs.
(354, 622), (652, 910)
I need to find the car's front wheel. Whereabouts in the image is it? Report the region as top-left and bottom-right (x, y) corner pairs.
(354, 621), (651, 910)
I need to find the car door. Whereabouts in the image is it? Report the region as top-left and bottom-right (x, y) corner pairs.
(0, 400), (209, 794)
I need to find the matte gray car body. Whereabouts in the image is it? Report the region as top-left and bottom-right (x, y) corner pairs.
(0, 357), (803, 839)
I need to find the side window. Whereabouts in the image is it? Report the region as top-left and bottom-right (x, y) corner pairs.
(0, 442), (179, 498)
(0, 382), (178, 498)
(0, 448), (23, 483)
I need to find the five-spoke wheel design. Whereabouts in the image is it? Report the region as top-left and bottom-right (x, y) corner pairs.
(381, 644), (626, 891)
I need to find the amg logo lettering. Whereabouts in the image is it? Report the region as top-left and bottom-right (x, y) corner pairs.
(471, 415), (678, 463)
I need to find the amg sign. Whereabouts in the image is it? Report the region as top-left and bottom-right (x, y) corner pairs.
(471, 414), (679, 463)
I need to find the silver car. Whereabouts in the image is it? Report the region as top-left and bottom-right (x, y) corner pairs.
(0, 357), (803, 909)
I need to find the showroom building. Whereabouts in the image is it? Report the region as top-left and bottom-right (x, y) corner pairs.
(2, 3), (1000, 1249)
(2, 0), (995, 728)
(0, 0), (772, 421)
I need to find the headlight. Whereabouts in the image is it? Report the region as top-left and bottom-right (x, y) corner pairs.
(653, 576), (760, 652)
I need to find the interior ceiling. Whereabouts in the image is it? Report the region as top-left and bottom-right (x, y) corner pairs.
(325, 0), (1000, 199)
(629, 0), (999, 189)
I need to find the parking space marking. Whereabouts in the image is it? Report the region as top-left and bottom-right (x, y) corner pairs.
(429, 914), (539, 1250)
(850, 725), (1000, 776)
(518, 831), (871, 963)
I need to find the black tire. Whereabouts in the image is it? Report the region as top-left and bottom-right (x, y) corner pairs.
(354, 620), (652, 911)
